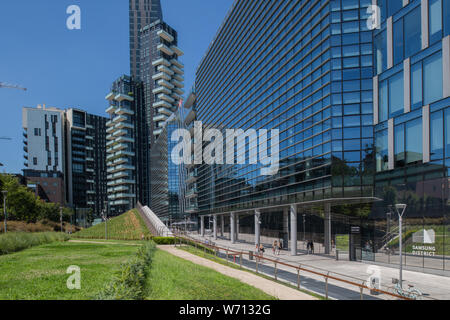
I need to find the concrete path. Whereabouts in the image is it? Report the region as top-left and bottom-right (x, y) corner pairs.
(158, 245), (317, 301)
(188, 233), (450, 300)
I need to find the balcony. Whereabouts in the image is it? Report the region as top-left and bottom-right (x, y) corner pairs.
(115, 150), (135, 158)
(115, 193), (136, 200)
(171, 64), (184, 75)
(158, 79), (175, 90)
(106, 120), (114, 127)
(157, 29), (174, 42)
(152, 57), (171, 67)
(105, 92), (115, 101)
(115, 93), (134, 102)
(86, 157), (94, 162)
(174, 74), (184, 82)
(112, 185), (129, 193)
(153, 129), (163, 136)
(153, 114), (169, 122)
(153, 86), (171, 95)
(171, 79), (184, 88)
(107, 179), (135, 187)
(158, 107), (173, 116)
(158, 65), (174, 76)
(153, 100), (172, 109)
(113, 129), (127, 137)
(185, 205), (198, 214)
(170, 59), (184, 69)
(116, 108), (134, 116)
(106, 134), (114, 141)
(158, 93), (175, 104)
(170, 45), (184, 57)
(106, 105), (117, 114)
(115, 122), (134, 130)
(113, 115), (127, 123)
(171, 92), (182, 102)
(173, 87), (184, 96)
(116, 136), (134, 144)
(157, 43), (174, 56)
(152, 72), (171, 82)
(106, 126), (115, 134)
(113, 143), (128, 152)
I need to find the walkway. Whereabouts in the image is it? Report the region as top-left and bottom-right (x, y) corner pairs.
(188, 233), (450, 300)
(158, 245), (317, 301)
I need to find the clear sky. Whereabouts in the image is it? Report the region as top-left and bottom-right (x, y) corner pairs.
(0, 0), (234, 174)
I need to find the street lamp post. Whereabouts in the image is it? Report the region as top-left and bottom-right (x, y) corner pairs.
(2, 190), (7, 233)
(60, 206), (64, 233)
(395, 204), (407, 288)
(103, 201), (108, 241)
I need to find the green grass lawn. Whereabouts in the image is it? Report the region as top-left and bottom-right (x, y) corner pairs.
(146, 249), (276, 300)
(0, 242), (140, 300)
(72, 209), (151, 241)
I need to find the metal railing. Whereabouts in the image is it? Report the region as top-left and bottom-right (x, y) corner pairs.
(171, 231), (419, 301)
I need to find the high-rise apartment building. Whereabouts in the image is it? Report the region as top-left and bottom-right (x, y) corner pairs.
(105, 76), (143, 215)
(22, 105), (108, 216)
(129, 0), (163, 79)
(194, 0), (375, 256)
(65, 109), (108, 217)
(372, 0), (450, 271)
(22, 105), (65, 205)
(140, 20), (185, 140)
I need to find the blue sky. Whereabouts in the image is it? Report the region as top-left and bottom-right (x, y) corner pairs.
(0, 0), (234, 173)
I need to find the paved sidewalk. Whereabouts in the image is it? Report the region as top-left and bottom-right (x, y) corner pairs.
(188, 233), (450, 300)
(158, 245), (317, 300)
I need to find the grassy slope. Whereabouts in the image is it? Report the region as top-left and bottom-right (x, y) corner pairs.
(146, 249), (276, 300)
(0, 242), (140, 300)
(72, 209), (151, 241)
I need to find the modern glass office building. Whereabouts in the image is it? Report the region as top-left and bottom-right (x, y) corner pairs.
(372, 0), (450, 270)
(194, 0), (376, 256)
(150, 112), (186, 222)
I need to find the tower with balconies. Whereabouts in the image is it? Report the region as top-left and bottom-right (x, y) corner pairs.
(139, 20), (185, 141)
(105, 76), (141, 215)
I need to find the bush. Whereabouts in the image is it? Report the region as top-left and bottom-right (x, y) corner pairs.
(96, 242), (156, 300)
(151, 237), (176, 245)
(0, 232), (70, 255)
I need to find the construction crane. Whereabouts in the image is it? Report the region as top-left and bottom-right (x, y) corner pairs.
(0, 82), (27, 91)
(0, 137), (12, 141)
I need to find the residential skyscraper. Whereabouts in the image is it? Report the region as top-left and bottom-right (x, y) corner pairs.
(22, 105), (108, 216)
(65, 109), (108, 217)
(129, 0), (163, 79)
(22, 105), (65, 205)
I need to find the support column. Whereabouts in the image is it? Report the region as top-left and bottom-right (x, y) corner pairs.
(221, 215), (224, 237)
(283, 207), (289, 250)
(230, 212), (236, 244)
(200, 216), (205, 237)
(255, 210), (261, 246)
(235, 214), (240, 241)
(213, 215), (217, 240)
(290, 205), (297, 256)
(324, 203), (332, 255)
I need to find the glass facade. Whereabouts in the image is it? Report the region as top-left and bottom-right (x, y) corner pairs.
(194, 0), (375, 250)
(373, 0), (450, 270)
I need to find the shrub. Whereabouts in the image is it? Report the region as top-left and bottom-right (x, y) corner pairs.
(151, 237), (176, 245)
(0, 232), (70, 255)
(96, 242), (156, 300)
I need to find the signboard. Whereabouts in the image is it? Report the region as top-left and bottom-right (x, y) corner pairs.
(412, 229), (436, 256)
(351, 226), (361, 234)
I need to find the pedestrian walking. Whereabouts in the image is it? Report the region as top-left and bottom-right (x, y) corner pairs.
(272, 240), (278, 255)
(259, 244), (265, 262)
(311, 241), (315, 254)
(277, 241), (282, 255)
